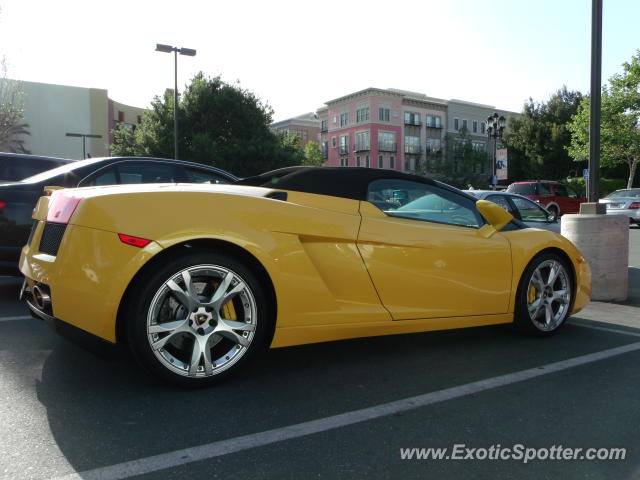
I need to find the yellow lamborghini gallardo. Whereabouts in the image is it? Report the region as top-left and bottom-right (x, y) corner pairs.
(19, 167), (591, 386)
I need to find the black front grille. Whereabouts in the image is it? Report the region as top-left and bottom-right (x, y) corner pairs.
(39, 222), (67, 256)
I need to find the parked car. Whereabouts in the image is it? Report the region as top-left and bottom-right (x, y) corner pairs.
(19, 166), (591, 386)
(0, 157), (237, 274)
(506, 180), (586, 217)
(468, 190), (560, 233)
(599, 188), (640, 226)
(0, 153), (74, 182)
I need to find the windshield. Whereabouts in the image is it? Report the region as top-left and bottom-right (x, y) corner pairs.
(20, 157), (105, 183)
(507, 183), (536, 195)
(606, 189), (640, 199)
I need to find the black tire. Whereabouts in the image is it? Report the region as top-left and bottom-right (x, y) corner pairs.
(546, 205), (560, 219)
(125, 250), (274, 387)
(514, 252), (573, 336)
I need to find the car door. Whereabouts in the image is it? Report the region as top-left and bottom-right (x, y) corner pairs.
(357, 179), (512, 320)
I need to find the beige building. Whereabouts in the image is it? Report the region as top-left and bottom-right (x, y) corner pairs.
(7, 80), (146, 159)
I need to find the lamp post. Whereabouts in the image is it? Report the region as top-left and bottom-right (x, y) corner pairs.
(65, 132), (103, 159)
(485, 113), (506, 189)
(155, 43), (197, 160)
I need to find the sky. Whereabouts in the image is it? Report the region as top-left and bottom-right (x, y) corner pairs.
(0, 0), (638, 122)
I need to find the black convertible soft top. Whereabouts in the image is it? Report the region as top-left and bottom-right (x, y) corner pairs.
(236, 166), (445, 201)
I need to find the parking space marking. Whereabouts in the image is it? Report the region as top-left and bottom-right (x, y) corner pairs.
(570, 322), (640, 338)
(0, 315), (32, 322)
(54, 341), (640, 480)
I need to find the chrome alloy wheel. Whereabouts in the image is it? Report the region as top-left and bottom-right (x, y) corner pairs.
(146, 265), (257, 377)
(526, 259), (571, 332)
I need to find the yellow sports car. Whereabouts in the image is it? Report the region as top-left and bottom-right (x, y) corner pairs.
(19, 167), (591, 386)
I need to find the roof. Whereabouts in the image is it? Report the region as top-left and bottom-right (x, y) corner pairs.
(235, 166), (473, 202)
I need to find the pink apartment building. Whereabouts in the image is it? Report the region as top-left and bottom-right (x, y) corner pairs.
(318, 88), (447, 172)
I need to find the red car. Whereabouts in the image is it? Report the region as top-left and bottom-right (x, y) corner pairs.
(506, 181), (586, 218)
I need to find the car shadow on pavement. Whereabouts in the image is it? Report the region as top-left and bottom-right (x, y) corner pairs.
(1, 316), (633, 476)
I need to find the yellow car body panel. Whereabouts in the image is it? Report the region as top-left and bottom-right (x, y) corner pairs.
(19, 182), (591, 349)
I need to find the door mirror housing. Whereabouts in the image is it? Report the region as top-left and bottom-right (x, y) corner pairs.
(476, 200), (513, 238)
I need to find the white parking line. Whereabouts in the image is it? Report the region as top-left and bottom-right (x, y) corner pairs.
(54, 341), (640, 480)
(0, 315), (32, 322)
(570, 321), (640, 338)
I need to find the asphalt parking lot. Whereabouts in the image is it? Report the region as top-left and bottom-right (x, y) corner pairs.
(1, 228), (639, 480)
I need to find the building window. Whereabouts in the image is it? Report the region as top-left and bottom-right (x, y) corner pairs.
(404, 136), (421, 154)
(404, 112), (421, 126)
(426, 138), (442, 154)
(340, 135), (349, 154)
(340, 112), (349, 127)
(462, 119), (468, 130)
(365, 155), (370, 168)
(378, 131), (397, 152)
(356, 107), (370, 123)
(481, 122), (486, 134)
(356, 131), (370, 151)
(356, 156), (361, 167)
(378, 107), (390, 121)
(426, 115), (441, 128)
(378, 155), (384, 168)
(454, 118), (459, 131)
(390, 156), (395, 169)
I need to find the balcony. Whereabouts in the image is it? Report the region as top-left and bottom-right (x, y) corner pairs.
(404, 145), (422, 154)
(378, 143), (397, 152)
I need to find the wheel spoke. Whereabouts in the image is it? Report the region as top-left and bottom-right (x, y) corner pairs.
(213, 319), (255, 347)
(544, 302), (554, 325)
(552, 289), (569, 304)
(528, 298), (542, 319)
(547, 262), (560, 287)
(167, 279), (198, 312)
(188, 337), (204, 376)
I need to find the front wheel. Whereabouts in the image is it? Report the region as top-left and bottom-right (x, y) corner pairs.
(514, 253), (573, 336)
(125, 251), (273, 387)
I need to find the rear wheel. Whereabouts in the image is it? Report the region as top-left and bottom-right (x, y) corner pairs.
(514, 253), (572, 336)
(125, 251), (273, 387)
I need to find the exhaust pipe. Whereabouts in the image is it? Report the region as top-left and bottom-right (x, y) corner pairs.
(32, 284), (51, 310)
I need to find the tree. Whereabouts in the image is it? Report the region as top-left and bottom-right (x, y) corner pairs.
(112, 73), (301, 177)
(568, 51), (640, 189)
(0, 59), (30, 153)
(303, 141), (324, 166)
(502, 86), (584, 181)
(429, 128), (491, 188)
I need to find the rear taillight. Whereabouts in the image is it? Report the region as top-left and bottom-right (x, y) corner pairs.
(46, 191), (84, 224)
(118, 234), (151, 248)
(629, 202), (640, 210)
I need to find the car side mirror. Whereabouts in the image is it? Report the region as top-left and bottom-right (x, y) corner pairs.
(476, 200), (514, 238)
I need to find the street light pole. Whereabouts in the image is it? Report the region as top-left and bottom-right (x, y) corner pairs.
(155, 44), (197, 160)
(65, 132), (103, 159)
(485, 113), (506, 190)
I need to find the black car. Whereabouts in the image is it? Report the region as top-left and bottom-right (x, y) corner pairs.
(0, 153), (75, 182)
(0, 156), (237, 274)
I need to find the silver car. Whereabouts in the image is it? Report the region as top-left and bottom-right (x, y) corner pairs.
(467, 190), (560, 233)
(599, 189), (640, 226)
